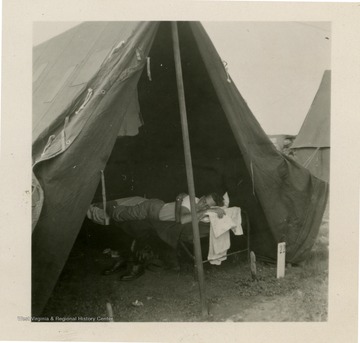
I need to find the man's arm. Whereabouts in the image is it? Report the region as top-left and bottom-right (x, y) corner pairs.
(175, 193), (225, 224)
(180, 207), (208, 225)
(180, 207), (225, 224)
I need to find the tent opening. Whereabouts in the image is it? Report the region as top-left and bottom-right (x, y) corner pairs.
(87, 21), (274, 257)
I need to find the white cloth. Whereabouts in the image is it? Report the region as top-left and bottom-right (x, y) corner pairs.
(181, 195), (199, 212)
(223, 192), (230, 208)
(207, 207), (243, 265)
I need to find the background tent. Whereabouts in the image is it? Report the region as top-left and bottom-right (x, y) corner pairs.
(32, 21), (328, 316)
(290, 70), (330, 182)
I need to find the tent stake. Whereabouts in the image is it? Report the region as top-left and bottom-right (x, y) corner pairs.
(171, 21), (208, 317)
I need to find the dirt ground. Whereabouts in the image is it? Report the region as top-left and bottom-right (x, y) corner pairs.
(42, 219), (328, 322)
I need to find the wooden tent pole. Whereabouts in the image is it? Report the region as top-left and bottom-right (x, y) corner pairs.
(171, 21), (208, 317)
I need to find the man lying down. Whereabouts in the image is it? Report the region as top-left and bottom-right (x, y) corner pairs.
(87, 192), (226, 225)
(86, 193), (226, 281)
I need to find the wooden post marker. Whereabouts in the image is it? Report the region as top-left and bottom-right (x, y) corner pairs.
(277, 242), (286, 278)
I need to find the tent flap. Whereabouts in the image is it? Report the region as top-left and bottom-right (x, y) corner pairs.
(32, 21), (159, 316)
(188, 22), (328, 262)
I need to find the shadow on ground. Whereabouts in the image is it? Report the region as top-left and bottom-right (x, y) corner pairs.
(42, 219), (328, 322)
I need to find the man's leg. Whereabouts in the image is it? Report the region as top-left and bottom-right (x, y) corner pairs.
(87, 197), (148, 225)
(110, 202), (149, 222)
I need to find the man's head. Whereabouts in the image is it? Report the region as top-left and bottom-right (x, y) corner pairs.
(196, 193), (224, 211)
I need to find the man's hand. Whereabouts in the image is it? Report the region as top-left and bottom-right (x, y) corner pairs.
(206, 207), (225, 218)
(87, 204), (110, 225)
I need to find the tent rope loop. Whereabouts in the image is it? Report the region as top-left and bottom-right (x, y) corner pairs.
(222, 60), (231, 83)
(136, 48), (142, 61)
(61, 130), (66, 150)
(60, 117), (70, 150)
(111, 40), (125, 56)
(41, 135), (56, 156)
(147, 57), (152, 81)
(75, 88), (93, 115)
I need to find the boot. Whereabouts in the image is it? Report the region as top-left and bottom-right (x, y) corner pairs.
(102, 256), (127, 275)
(119, 241), (145, 281)
(120, 257), (145, 281)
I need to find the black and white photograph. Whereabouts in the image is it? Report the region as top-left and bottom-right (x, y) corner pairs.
(31, 20), (330, 322)
(1, 1), (360, 342)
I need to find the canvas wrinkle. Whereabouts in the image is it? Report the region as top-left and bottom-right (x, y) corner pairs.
(34, 92), (100, 165)
(34, 23), (154, 146)
(250, 160), (255, 195)
(34, 21), (141, 145)
(118, 60), (146, 83)
(99, 41), (135, 79)
(289, 182), (328, 261)
(246, 157), (282, 189)
(36, 115), (80, 163)
(33, 32), (79, 95)
(115, 46), (147, 83)
(93, 54), (131, 89)
(33, 24), (109, 128)
(280, 192), (317, 260)
(303, 147), (320, 168)
(147, 57), (152, 81)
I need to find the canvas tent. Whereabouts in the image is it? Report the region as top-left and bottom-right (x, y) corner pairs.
(290, 70), (330, 182)
(268, 134), (296, 152)
(32, 21), (328, 316)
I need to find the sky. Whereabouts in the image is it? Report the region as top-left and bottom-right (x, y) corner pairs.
(33, 21), (331, 135)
